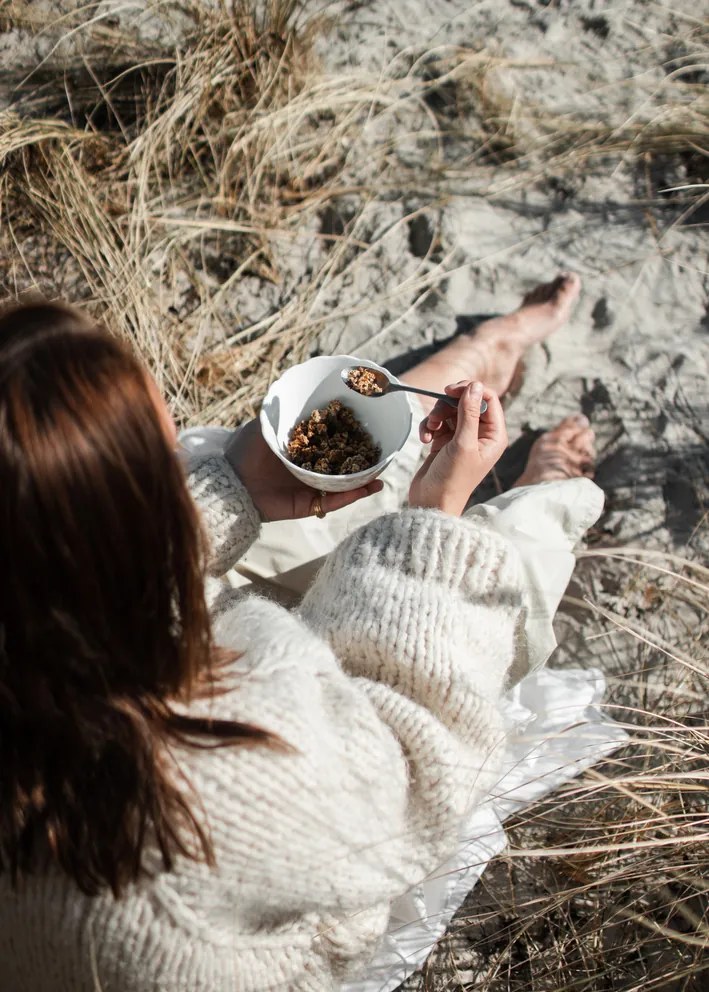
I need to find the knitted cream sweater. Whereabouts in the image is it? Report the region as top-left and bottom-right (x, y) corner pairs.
(1, 453), (530, 992)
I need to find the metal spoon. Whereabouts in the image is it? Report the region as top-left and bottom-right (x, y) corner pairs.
(341, 365), (487, 414)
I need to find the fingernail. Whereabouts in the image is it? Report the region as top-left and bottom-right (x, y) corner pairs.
(472, 381), (483, 393)
(574, 414), (589, 427)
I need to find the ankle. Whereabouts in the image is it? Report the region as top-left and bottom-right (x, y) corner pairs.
(474, 310), (524, 341)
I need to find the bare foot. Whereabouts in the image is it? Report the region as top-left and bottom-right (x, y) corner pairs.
(512, 413), (595, 487)
(505, 273), (583, 349)
(401, 273), (581, 403)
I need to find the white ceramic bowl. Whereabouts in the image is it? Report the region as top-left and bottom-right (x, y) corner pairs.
(260, 355), (412, 493)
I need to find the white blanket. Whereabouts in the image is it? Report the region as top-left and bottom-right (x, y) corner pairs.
(344, 665), (626, 992)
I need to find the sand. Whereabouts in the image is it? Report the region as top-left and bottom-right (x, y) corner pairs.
(308, 0), (708, 554)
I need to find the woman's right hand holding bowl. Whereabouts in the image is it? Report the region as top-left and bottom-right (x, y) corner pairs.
(408, 381), (507, 517)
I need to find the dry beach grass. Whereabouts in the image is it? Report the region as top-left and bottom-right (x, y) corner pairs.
(403, 545), (709, 991)
(0, 1), (707, 989)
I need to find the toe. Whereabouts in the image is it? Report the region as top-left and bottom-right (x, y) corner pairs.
(547, 413), (589, 441)
(577, 426), (596, 454)
(550, 273), (581, 317)
(569, 412), (590, 431)
(522, 272), (581, 309)
(567, 425), (595, 455)
(559, 271), (581, 295)
(556, 440), (591, 467)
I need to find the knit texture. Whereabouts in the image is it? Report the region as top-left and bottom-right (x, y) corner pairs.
(0, 453), (526, 992)
(187, 454), (262, 576)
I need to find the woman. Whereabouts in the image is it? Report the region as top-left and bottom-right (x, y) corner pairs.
(0, 279), (601, 992)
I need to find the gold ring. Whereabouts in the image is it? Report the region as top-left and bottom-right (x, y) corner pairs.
(311, 493), (327, 519)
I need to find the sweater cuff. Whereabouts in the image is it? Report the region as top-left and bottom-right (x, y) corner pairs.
(186, 454), (262, 576)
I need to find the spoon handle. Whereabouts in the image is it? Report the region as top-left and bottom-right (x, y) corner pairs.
(390, 381), (488, 414)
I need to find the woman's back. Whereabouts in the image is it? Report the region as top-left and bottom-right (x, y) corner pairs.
(1, 560), (516, 991)
(0, 300), (561, 991)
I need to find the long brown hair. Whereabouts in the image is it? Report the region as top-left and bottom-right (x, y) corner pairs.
(0, 301), (272, 897)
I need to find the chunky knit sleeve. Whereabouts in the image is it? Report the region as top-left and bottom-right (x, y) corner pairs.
(185, 454), (262, 576)
(299, 507), (525, 704)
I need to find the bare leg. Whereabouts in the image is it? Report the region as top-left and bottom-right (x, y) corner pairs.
(400, 273), (581, 415)
(513, 414), (595, 487)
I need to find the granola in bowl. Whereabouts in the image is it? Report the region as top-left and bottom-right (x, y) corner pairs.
(286, 400), (381, 475)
